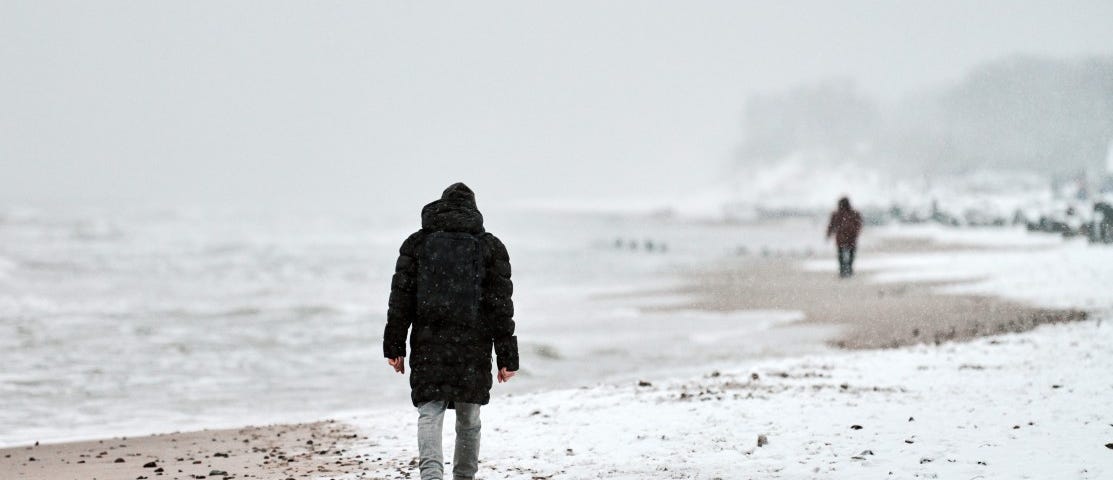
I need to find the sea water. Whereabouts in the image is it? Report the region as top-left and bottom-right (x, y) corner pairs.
(0, 204), (830, 446)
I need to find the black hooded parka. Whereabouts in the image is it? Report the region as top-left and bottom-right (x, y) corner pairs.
(383, 183), (518, 407)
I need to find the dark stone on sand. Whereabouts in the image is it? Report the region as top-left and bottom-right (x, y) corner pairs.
(850, 450), (873, 461)
(213, 452), (229, 458)
(29, 457), (36, 461)
(144, 461), (158, 468)
(115, 457), (126, 463)
(155, 467), (165, 473)
(209, 470), (228, 476)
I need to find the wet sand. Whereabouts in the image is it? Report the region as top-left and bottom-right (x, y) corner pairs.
(649, 236), (1088, 349)
(0, 421), (371, 480)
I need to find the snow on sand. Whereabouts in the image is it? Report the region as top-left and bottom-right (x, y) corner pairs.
(339, 319), (1111, 480)
(5, 227), (1108, 479)
(340, 232), (1113, 479)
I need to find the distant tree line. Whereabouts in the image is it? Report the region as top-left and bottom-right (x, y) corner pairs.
(737, 56), (1113, 176)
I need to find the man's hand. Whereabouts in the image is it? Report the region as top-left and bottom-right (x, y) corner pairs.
(497, 368), (516, 383)
(387, 357), (405, 374)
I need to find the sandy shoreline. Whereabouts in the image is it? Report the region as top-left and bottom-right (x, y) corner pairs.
(0, 421), (372, 480)
(647, 236), (1088, 349)
(2, 231), (1097, 479)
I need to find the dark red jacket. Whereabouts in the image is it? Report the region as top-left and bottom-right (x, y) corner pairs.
(827, 207), (863, 248)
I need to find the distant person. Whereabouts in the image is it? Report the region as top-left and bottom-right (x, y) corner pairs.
(826, 197), (863, 278)
(384, 182), (518, 480)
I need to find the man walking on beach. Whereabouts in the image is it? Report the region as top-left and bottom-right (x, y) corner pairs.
(826, 196), (863, 278)
(384, 182), (519, 480)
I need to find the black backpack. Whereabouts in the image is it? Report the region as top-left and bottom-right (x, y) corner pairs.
(415, 231), (485, 328)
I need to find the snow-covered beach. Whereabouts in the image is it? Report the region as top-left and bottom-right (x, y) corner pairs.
(4, 219), (1110, 479)
(5, 2), (1113, 478)
(343, 318), (1111, 480)
(332, 226), (1112, 480)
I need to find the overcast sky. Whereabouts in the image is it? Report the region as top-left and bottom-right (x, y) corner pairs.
(2, 1), (1112, 211)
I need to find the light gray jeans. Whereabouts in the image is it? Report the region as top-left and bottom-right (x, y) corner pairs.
(417, 400), (481, 480)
